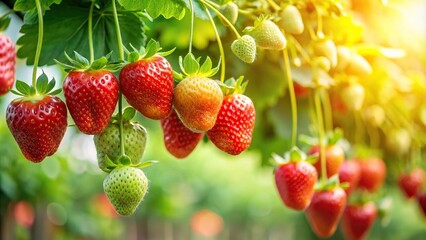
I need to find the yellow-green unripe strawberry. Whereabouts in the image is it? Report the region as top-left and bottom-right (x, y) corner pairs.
(278, 5), (304, 34)
(103, 166), (148, 216)
(173, 76), (223, 132)
(94, 121), (147, 172)
(245, 18), (286, 50)
(231, 35), (256, 63)
(219, 2), (239, 25)
(346, 52), (372, 76)
(313, 39), (337, 68)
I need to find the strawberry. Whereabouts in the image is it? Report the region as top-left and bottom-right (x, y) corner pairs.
(278, 5), (304, 34)
(231, 35), (256, 64)
(346, 52), (372, 76)
(94, 119), (147, 172)
(273, 148), (318, 210)
(305, 187), (347, 238)
(341, 202), (377, 240)
(160, 110), (203, 158)
(57, 53), (119, 135)
(398, 168), (425, 199)
(417, 192), (426, 217)
(341, 82), (365, 111)
(338, 160), (361, 196)
(120, 40), (174, 120)
(103, 166), (148, 216)
(219, 2), (239, 25)
(357, 158), (386, 192)
(309, 144), (345, 178)
(6, 92), (67, 162)
(0, 33), (15, 96)
(313, 39), (337, 68)
(207, 93), (255, 155)
(63, 70), (118, 134)
(244, 17), (286, 50)
(173, 54), (223, 132)
(293, 82), (310, 99)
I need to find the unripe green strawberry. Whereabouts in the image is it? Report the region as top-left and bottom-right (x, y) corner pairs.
(245, 18), (286, 50)
(341, 82), (365, 111)
(103, 166), (148, 216)
(278, 5), (304, 34)
(173, 75), (223, 132)
(94, 121), (147, 172)
(334, 46), (351, 72)
(219, 2), (238, 25)
(313, 39), (337, 68)
(346, 53), (372, 76)
(231, 35), (256, 63)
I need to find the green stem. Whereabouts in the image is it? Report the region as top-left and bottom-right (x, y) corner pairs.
(111, 0), (126, 156)
(321, 90), (333, 132)
(204, 6), (226, 82)
(267, 0), (281, 11)
(188, 0), (195, 54)
(289, 35), (311, 64)
(88, 0), (95, 63)
(283, 48), (297, 147)
(32, 0), (44, 91)
(199, 0), (241, 39)
(315, 89), (327, 180)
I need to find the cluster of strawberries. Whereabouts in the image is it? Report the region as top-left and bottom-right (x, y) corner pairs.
(273, 141), (390, 239)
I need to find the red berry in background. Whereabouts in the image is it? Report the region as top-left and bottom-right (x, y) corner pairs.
(339, 160), (361, 196)
(13, 201), (35, 228)
(417, 192), (426, 217)
(357, 158), (386, 192)
(0, 33), (15, 96)
(398, 168), (425, 199)
(274, 149), (318, 211)
(63, 70), (118, 135)
(161, 110), (203, 158)
(207, 94), (255, 155)
(342, 202), (377, 240)
(6, 95), (68, 162)
(305, 187), (347, 238)
(309, 144), (345, 178)
(293, 82), (310, 98)
(120, 55), (174, 120)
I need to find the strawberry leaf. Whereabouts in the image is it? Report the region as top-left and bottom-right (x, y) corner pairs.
(0, 15), (11, 31)
(122, 107), (136, 121)
(15, 80), (32, 96)
(17, 0), (146, 66)
(90, 57), (108, 70)
(14, 0), (62, 12)
(36, 72), (49, 94)
(118, 0), (186, 20)
(183, 53), (199, 75)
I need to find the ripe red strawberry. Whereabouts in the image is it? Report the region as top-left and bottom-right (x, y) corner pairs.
(338, 160), (361, 196)
(6, 95), (68, 162)
(309, 144), (345, 178)
(341, 202), (377, 240)
(63, 70), (118, 134)
(160, 110), (203, 158)
(173, 75), (223, 132)
(120, 55), (174, 120)
(398, 168), (425, 199)
(305, 187), (347, 238)
(417, 192), (426, 217)
(274, 148), (318, 210)
(0, 33), (15, 96)
(357, 158), (386, 192)
(207, 94), (255, 155)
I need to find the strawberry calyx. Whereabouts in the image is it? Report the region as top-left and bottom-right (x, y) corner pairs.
(103, 154), (158, 172)
(110, 106), (136, 122)
(0, 14), (11, 31)
(216, 75), (248, 96)
(243, 15), (273, 33)
(299, 128), (344, 147)
(174, 53), (221, 81)
(10, 72), (62, 99)
(127, 39), (175, 63)
(271, 146), (318, 166)
(314, 175), (348, 192)
(55, 51), (121, 72)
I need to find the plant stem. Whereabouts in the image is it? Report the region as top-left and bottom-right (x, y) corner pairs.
(315, 89), (327, 180)
(283, 48), (297, 147)
(204, 6), (226, 82)
(199, 0), (241, 39)
(288, 36), (311, 64)
(267, 0), (281, 11)
(33, 0), (44, 91)
(188, 0), (195, 54)
(321, 90), (333, 131)
(88, 0), (95, 63)
(111, 0), (126, 156)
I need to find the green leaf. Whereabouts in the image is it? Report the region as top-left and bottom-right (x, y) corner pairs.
(183, 53), (199, 75)
(122, 107), (136, 121)
(46, 77), (56, 93)
(90, 57), (108, 70)
(49, 88), (62, 95)
(0, 16), (11, 31)
(73, 51), (90, 67)
(14, 0), (62, 11)
(15, 80), (32, 95)
(133, 160), (158, 169)
(199, 56), (212, 74)
(118, 0), (186, 20)
(143, 39), (161, 59)
(17, 0), (146, 66)
(36, 72), (49, 94)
